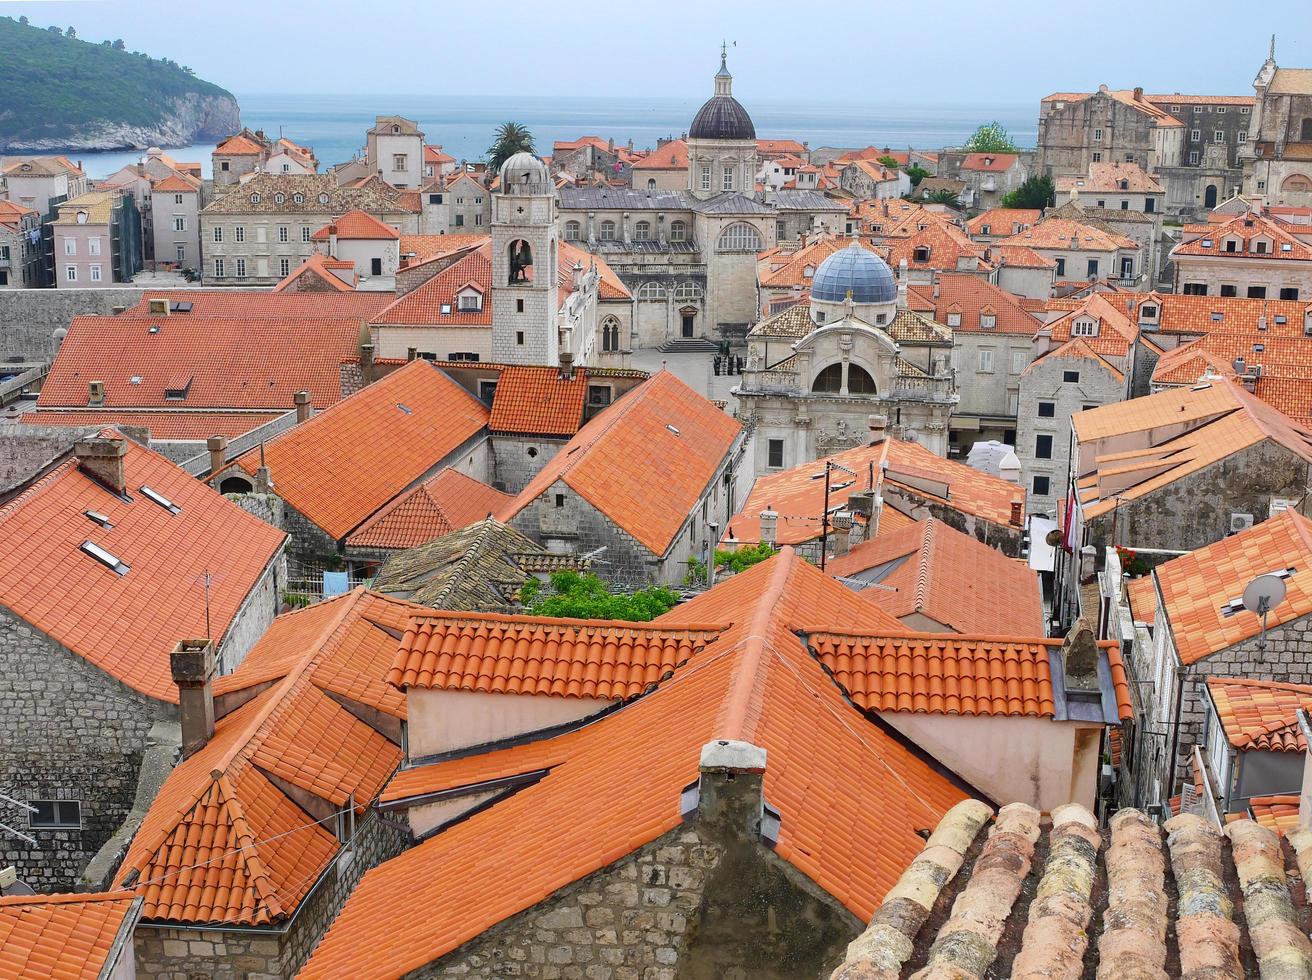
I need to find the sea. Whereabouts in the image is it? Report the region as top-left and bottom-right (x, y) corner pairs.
(69, 92), (1038, 180)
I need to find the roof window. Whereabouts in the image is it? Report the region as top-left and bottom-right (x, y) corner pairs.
(397, 403), (413, 415)
(139, 485), (180, 514)
(666, 424), (681, 436)
(274, 193), (285, 205)
(81, 540), (129, 575)
(84, 510), (113, 529)
(1282, 243), (1293, 252)
(1210, 312), (1223, 322)
(1275, 315), (1288, 324)
(293, 193), (304, 204)
(318, 193), (330, 204)
(148, 325), (160, 334)
(1201, 238), (1213, 248)
(250, 193), (262, 204)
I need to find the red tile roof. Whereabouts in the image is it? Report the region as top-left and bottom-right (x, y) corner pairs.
(372, 245), (491, 326)
(117, 590), (429, 925)
(994, 244), (1056, 269)
(39, 313), (365, 412)
(310, 208), (401, 241)
(487, 365), (588, 436)
(965, 208), (1042, 236)
(508, 372), (741, 555)
(1174, 212), (1312, 261)
(388, 611), (724, 696)
(127, 289), (393, 319)
(214, 134), (264, 156)
(235, 359), (489, 541)
(1056, 161), (1163, 195)
(1207, 677), (1312, 752)
(424, 145), (455, 165)
(152, 173), (199, 193)
(999, 217), (1138, 253)
(906, 273), (1041, 335)
(0, 891), (139, 980)
(960, 153), (1018, 172)
(1041, 292), (1141, 359)
(1152, 510), (1312, 665)
(631, 140), (688, 170)
(271, 253), (356, 292)
(558, 240), (632, 300)
(0, 433), (285, 701)
(345, 468), (513, 550)
(399, 234), (487, 265)
(301, 551), (970, 978)
(826, 519), (1044, 635)
(19, 410), (284, 442)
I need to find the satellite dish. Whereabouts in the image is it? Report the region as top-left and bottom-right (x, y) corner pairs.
(1045, 528), (1064, 547)
(1242, 574), (1287, 616)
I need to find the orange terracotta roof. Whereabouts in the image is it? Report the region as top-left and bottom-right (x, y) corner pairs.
(1133, 293), (1311, 335)
(1056, 161), (1163, 195)
(905, 273), (1040, 335)
(424, 145), (455, 165)
(965, 208), (1041, 236)
(126, 289), (393, 319)
(960, 153), (1018, 172)
(508, 372), (741, 556)
(152, 173), (199, 193)
(345, 468), (513, 551)
(758, 236), (860, 290)
(301, 551), (970, 978)
(631, 140), (688, 170)
(1042, 292), (1141, 359)
(388, 611), (724, 696)
(757, 139), (808, 156)
(399, 234), (487, 265)
(118, 590), (430, 926)
(1125, 575), (1158, 623)
(999, 217), (1137, 253)
(1152, 510), (1312, 665)
(19, 410), (284, 442)
(487, 365), (588, 436)
(271, 253), (355, 292)
(847, 158), (901, 182)
(0, 434), (285, 701)
(728, 438), (1024, 547)
(1207, 677), (1312, 752)
(214, 134), (264, 155)
(1174, 212), (1312, 261)
(557, 240), (631, 300)
(371, 245), (492, 326)
(233, 360), (488, 541)
(310, 208), (400, 241)
(0, 891), (139, 980)
(1245, 795), (1302, 836)
(884, 223), (992, 272)
(38, 313), (365, 412)
(826, 519), (1044, 636)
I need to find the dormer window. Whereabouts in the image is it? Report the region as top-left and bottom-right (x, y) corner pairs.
(250, 193), (261, 204)
(981, 225), (991, 235)
(274, 193), (285, 205)
(913, 246), (930, 262)
(293, 193), (304, 204)
(980, 311), (997, 330)
(1224, 238), (1238, 252)
(318, 193), (330, 204)
(1140, 304), (1158, 320)
(1119, 180), (1128, 190)
(456, 286), (483, 312)
(947, 312), (962, 327)
(392, 125), (400, 134)
(1254, 238), (1270, 254)
(1071, 316), (1099, 337)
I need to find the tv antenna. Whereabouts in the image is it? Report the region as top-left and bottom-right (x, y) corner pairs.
(1242, 573), (1287, 652)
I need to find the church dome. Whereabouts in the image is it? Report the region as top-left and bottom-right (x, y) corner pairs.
(810, 241), (897, 305)
(499, 151), (550, 193)
(688, 54), (755, 141)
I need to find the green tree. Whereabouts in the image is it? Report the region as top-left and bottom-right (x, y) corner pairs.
(487, 121), (536, 173)
(963, 121), (1019, 154)
(65, 26), (75, 38)
(522, 570), (679, 622)
(112, 38), (125, 49)
(876, 155), (901, 169)
(18, 15), (28, 25)
(1000, 174), (1055, 209)
(923, 188), (962, 208)
(47, 25), (61, 34)
(905, 164), (929, 187)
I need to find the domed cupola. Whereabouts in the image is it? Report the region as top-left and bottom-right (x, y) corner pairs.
(689, 53), (756, 141)
(499, 151), (551, 195)
(809, 240), (899, 326)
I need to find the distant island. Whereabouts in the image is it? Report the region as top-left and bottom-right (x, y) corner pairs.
(0, 16), (240, 153)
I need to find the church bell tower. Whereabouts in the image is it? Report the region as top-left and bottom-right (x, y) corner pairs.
(492, 152), (559, 365)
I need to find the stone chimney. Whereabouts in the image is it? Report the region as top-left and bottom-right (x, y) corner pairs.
(406, 347), (418, 362)
(692, 740), (768, 844)
(328, 224), (338, 255)
(1059, 619), (1100, 694)
(759, 506), (778, 547)
(868, 414), (888, 444)
(170, 639), (216, 758)
(360, 343), (375, 385)
(294, 390), (312, 424)
(1079, 544), (1098, 584)
(559, 350), (575, 381)
(75, 436), (127, 495)
(206, 435), (227, 475)
(932, 272), (940, 300)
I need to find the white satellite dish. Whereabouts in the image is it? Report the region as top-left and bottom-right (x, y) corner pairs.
(1242, 573), (1287, 651)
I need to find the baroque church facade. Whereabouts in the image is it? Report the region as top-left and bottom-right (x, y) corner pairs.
(556, 54), (845, 350)
(735, 240), (958, 470)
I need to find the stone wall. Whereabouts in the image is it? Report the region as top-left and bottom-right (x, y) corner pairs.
(489, 434), (565, 494)
(0, 421), (96, 493)
(216, 552), (286, 677)
(0, 607), (174, 890)
(0, 288), (149, 358)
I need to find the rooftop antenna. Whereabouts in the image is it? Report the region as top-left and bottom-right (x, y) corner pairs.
(1242, 573), (1287, 652)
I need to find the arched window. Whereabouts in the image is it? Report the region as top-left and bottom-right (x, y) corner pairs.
(508, 239), (533, 284)
(274, 193), (285, 205)
(218, 476), (254, 495)
(812, 363), (844, 393)
(602, 316), (621, 351)
(564, 220), (582, 241)
(637, 281), (666, 300)
(647, 178), (657, 192)
(847, 365), (877, 394)
(634, 221), (652, 241)
(674, 281), (702, 300)
(669, 220), (687, 242)
(599, 220), (617, 241)
(717, 222), (763, 252)
(1282, 174), (1312, 192)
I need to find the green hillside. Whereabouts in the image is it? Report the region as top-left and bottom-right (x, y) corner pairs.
(0, 16), (238, 147)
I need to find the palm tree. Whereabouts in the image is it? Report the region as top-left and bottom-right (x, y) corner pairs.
(488, 122), (536, 173)
(923, 188), (962, 208)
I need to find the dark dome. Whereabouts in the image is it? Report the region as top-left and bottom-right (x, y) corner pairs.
(689, 95), (756, 141)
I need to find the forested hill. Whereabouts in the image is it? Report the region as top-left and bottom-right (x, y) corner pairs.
(0, 16), (241, 152)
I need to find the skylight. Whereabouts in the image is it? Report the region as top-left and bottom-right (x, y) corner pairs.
(84, 510), (113, 529)
(139, 485), (180, 514)
(81, 540), (129, 575)
(397, 403), (413, 415)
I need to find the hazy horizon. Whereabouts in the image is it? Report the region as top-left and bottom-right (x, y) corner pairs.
(1, 0), (1306, 105)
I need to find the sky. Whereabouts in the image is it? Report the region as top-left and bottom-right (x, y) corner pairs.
(1, 0), (1307, 104)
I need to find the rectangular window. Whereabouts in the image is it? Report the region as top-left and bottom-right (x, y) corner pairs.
(768, 439), (784, 468)
(722, 166), (734, 191)
(700, 165), (711, 191)
(220, 160), (230, 171)
(1237, 132), (1248, 143)
(978, 349), (995, 373)
(459, 292), (482, 311)
(173, 216), (186, 232)
(474, 213), (483, 226)
(213, 226), (223, 243)
(1120, 200), (1129, 210)
(63, 238), (76, 256)
(1038, 401), (1056, 418)
(1182, 282), (1208, 296)
(1247, 286), (1267, 299)
(176, 244), (186, 263)
(65, 265), (76, 281)
(235, 226), (245, 243)
(1145, 198), (1156, 213)
(516, 331), (524, 345)
(1011, 350), (1027, 374)
(980, 313), (996, 329)
(280, 258), (290, 277)
(1093, 128), (1103, 141)
(1190, 129), (1201, 142)
(1033, 475), (1051, 496)
(1124, 153), (1134, 163)
(235, 257), (246, 277)
(455, 214), (465, 227)
(302, 226), (311, 242)
(88, 237), (101, 256)
(0, 245), (8, 261)
(429, 193), (443, 204)
(89, 264), (101, 282)
(1220, 284), (1237, 297)
(278, 226), (289, 243)
(29, 800), (80, 829)
(393, 153), (408, 172)
(516, 298), (524, 313)
(1062, 369), (1080, 383)
(175, 193), (184, 205)
(214, 258), (225, 277)
(1091, 152), (1101, 163)
(1086, 259), (1099, 279)
(1214, 131), (1225, 143)
(1055, 257), (1066, 277)
(1036, 434), (1053, 459)
(1189, 151), (1199, 164)
(1280, 287), (1300, 301)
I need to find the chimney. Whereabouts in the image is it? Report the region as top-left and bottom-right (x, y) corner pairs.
(75, 436), (127, 495)
(206, 435), (227, 475)
(559, 350), (575, 381)
(759, 506), (778, 547)
(328, 224), (338, 255)
(88, 380), (105, 406)
(171, 640), (215, 757)
(868, 414), (888, 444)
(294, 390), (312, 424)
(360, 343), (375, 385)
(147, 297), (169, 316)
(932, 272), (940, 300)
(111, 305), (126, 315)
(1233, 355), (1246, 376)
(1133, 86), (1144, 102)
(406, 347), (418, 362)
(1059, 619), (1100, 694)
(690, 740), (770, 845)
(1010, 499), (1024, 527)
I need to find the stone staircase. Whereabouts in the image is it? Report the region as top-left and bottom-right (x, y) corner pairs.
(657, 337), (720, 353)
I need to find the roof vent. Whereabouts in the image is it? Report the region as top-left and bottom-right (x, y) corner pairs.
(666, 424), (681, 436)
(81, 540), (129, 576)
(84, 510), (113, 529)
(139, 485), (180, 514)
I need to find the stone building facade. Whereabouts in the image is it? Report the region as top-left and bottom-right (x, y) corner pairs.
(492, 154), (560, 366)
(0, 200), (41, 288)
(1241, 44), (1312, 207)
